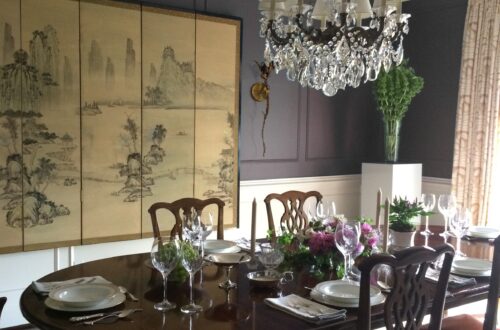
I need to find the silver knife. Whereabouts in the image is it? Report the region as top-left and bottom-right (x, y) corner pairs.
(69, 310), (120, 322)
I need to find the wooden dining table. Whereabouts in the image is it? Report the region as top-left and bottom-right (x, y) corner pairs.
(20, 226), (494, 329)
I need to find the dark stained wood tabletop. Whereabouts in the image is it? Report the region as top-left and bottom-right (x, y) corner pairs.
(20, 226), (494, 329)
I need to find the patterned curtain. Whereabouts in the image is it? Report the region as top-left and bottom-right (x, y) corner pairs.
(451, 0), (500, 226)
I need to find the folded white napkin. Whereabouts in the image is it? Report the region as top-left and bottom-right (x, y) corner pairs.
(234, 238), (261, 253)
(32, 276), (111, 295)
(425, 268), (477, 288)
(265, 294), (346, 325)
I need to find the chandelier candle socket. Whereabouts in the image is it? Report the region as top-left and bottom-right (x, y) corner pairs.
(258, 0), (411, 96)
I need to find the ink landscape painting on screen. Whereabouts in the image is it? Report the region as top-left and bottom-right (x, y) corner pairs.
(0, 0), (240, 252)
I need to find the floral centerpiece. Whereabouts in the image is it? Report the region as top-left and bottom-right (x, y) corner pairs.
(273, 216), (381, 278)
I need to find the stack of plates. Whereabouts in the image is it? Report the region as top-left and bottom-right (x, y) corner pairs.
(45, 283), (125, 312)
(451, 257), (492, 277)
(468, 226), (500, 239)
(203, 240), (241, 254)
(310, 280), (384, 308)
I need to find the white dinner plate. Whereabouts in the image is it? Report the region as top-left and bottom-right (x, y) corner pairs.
(311, 289), (385, 308)
(45, 292), (126, 312)
(468, 226), (500, 239)
(203, 240), (241, 254)
(313, 280), (382, 304)
(49, 283), (119, 308)
(452, 257), (492, 273)
(451, 267), (491, 277)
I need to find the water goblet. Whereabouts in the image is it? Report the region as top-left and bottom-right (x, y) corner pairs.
(347, 221), (362, 281)
(198, 213), (213, 241)
(194, 213), (213, 257)
(420, 193), (436, 241)
(183, 211), (200, 242)
(450, 207), (471, 258)
(151, 237), (179, 311)
(180, 240), (205, 314)
(438, 194), (457, 240)
(316, 200), (329, 221)
(258, 243), (284, 271)
(335, 220), (359, 281)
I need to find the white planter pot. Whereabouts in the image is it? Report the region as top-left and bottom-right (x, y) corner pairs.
(389, 229), (416, 251)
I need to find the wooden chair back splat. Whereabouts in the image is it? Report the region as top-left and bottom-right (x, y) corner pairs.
(148, 198), (225, 240)
(264, 190), (322, 240)
(358, 244), (455, 330)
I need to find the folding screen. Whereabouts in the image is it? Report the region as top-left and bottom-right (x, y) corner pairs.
(0, 0), (240, 253)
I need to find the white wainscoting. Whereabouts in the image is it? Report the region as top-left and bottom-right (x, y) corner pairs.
(0, 175), (449, 327)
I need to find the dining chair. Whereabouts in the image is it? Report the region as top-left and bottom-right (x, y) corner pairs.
(357, 244), (455, 330)
(0, 296), (6, 319)
(264, 190), (322, 240)
(148, 197), (225, 240)
(438, 234), (500, 330)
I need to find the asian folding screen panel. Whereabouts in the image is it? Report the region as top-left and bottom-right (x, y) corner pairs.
(0, 0), (240, 253)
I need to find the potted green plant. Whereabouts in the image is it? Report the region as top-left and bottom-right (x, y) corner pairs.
(388, 196), (431, 249)
(374, 60), (424, 162)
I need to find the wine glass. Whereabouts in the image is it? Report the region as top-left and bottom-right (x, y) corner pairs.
(151, 237), (180, 311)
(195, 213), (213, 257)
(316, 200), (329, 221)
(437, 194), (457, 240)
(347, 221), (362, 281)
(420, 194), (436, 241)
(258, 242), (284, 271)
(198, 212), (213, 241)
(183, 211), (200, 242)
(335, 220), (360, 281)
(450, 207), (471, 258)
(180, 240), (205, 314)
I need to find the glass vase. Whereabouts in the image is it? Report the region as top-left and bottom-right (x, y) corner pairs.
(383, 118), (401, 162)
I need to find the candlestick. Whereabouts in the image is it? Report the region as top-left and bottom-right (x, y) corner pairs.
(251, 198), (257, 258)
(383, 198), (390, 253)
(375, 188), (382, 230)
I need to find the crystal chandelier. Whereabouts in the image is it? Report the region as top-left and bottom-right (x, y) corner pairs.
(258, 0), (411, 96)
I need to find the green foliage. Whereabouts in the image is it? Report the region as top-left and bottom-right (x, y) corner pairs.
(388, 196), (432, 232)
(374, 60), (424, 121)
(158, 241), (177, 261)
(179, 241), (198, 262)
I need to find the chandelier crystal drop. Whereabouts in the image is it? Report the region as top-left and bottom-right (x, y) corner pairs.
(259, 0), (411, 96)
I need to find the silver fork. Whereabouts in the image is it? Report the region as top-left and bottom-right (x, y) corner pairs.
(81, 308), (142, 325)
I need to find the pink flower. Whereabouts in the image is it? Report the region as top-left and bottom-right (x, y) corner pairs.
(361, 223), (373, 236)
(367, 236), (378, 248)
(353, 242), (365, 257)
(308, 232), (336, 255)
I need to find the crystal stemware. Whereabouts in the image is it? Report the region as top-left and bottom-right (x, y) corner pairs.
(183, 211), (200, 242)
(180, 240), (204, 314)
(199, 213), (213, 241)
(420, 193), (436, 241)
(316, 200), (329, 221)
(195, 213), (213, 257)
(450, 207), (471, 258)
(347, 221), (362, 281)
(258, 242), (284, 271)
(437, 194), (457, 240)
(151, 237), (179, 311)
(335, 220), (359, 281)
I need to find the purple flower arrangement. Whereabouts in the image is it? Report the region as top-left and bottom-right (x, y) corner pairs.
(279, 216), (381, 274)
